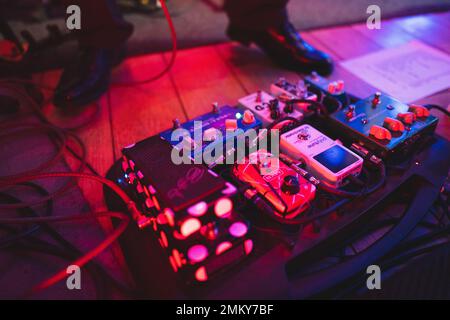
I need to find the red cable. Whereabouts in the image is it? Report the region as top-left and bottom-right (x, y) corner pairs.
(0, 172), (138, 295)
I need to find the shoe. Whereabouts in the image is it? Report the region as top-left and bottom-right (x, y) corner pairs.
(227, 22), (333, 76)
(53, 46), (125, 109)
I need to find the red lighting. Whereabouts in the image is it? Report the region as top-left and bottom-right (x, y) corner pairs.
(160, 231), (168, 247)
(180, 218), (201, 237)
(188, 245), (208, 263)
(214, 198), (233, 218)
(244, 239), (253, 255)
(229, 222), (248, 237)
(216, 241), (232, 255)
(187, 201), (208, 216)
(195, 266), (208, 282)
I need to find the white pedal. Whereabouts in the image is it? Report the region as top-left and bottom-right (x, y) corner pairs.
(280, 124), (363, 187)
(238, 90), (303, 127)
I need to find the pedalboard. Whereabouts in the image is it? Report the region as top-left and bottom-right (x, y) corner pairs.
(103, 75), (448, 299)
(121, 135), (253, 284)
(280, 124), (363, 187)
(238, 90), (304, 127)
(328, 93), (439, 159)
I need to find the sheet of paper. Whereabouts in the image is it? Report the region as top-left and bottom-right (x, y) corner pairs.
(341, 40), (450, 102)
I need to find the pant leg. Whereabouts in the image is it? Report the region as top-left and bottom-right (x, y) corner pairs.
(61, 0), (133, 49)
(223, 0), (289, 30)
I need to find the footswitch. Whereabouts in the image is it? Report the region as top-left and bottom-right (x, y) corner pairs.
(280, 125), (363, 187)
(329, 93), (439, 159)
(238, 90), (304, 127)
(121, 136), (253, 284)
(233, 149), (316, 219)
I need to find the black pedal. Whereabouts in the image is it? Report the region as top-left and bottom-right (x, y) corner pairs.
(120, 135), (253, 285)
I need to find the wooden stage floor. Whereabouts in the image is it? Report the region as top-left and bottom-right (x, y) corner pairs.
(2, 11), (449, 298)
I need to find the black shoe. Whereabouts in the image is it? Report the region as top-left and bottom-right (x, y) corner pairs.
(53, 46), (125, 109)
(227, 22), (333, 76)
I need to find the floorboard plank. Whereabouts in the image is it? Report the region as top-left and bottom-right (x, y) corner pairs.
(215, 42), (301, 96)
(163, 45), (246, 119)
(108, 53), (186, 156)
(392, 14), (450, 54)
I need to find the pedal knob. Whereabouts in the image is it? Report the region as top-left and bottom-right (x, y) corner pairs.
(335, 80), (345, 92)
(327, 82), (336, 94)
(268, 99), (279, 111)
(369, 125), (392, 141)
(281, 175), (300, 195)
(212, 102), (220, 114)
(371, 92), (381, 107)
(203, 128), (219, 141)
(225, 119), (238, 131)
(284, 100), (294, 114)
(408, 104), (430, 118)
(255, 90), (262, 103)
(345, 105), (356, 119)
(383, 117), (405, 132)
(270, 108), (281, 120)
(172, 118), (181, 130)
(242, 110), (256, 124)
(397, 112), (416, 125)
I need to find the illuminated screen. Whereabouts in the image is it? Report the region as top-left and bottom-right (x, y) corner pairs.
(313, 145), (359, 173)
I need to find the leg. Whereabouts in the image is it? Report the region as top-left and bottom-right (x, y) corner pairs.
(224, 0), (289, 30)
(54, 0), (132, 109)
(223, 0), (333, 76)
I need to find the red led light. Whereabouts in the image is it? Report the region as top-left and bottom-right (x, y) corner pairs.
(216, 241), (232, 255)
(188, 245), (208, 263)
(244, 239), (253, 255)
(214, 198), (233, 218)
(229, 222), (248, 237)
(195, 266), (208, 282)
(188, 201), (208, 217)
(169, 256), (178, 272)
(164, 208), (175, 227)
(180, 218), (201, 237)
(129, 160), (135, 170)
(160, 231), (168, 248)
(172, 249), (183, 267)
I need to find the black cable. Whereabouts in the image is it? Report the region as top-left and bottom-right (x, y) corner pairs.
(425, 104), (450, 117)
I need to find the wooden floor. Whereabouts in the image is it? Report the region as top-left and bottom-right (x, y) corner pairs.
(8, 11), (449, 297)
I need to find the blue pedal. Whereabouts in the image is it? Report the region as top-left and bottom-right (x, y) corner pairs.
(160, 105), (262, 163)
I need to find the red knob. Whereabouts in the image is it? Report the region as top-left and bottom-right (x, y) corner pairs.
(370, 125), (392, 141)
(384, 117), (405, 132)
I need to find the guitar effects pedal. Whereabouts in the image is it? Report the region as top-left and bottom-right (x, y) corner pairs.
(280, 124), (363, 187)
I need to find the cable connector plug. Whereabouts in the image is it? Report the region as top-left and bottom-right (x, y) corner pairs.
(350, 143), (382, 166)
(127, 201), (152, 229)
(279, 153), (320, 186)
